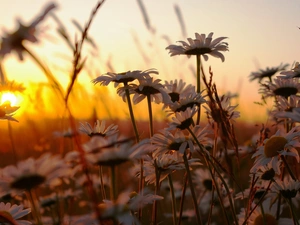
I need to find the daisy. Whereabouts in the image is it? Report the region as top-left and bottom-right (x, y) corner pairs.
(249, 63), (289, 83)
(168, 106), (198, 130)
(275, 107), (300, 123)
(259, 77), (300, 99)
(204, 95), (240, 123)
(166, 91), (206, 114)
(166, 32), (228, 62)
(251, 126), (300, 173)
(0, 202), (31, 225)
(92, 69), (158, 88)
(0, 3), (56, 60)
(164, 79), (195, 103)
(140, 153), (201, 185)
(79, 120), (119, 137)
(0, 153), (69, 194)
(0, 101), (19, 122)
(280, 62), (300, 78)
(193, 168), (213, 192)
(270, 95), (300, 122)
(150, 128), (192, 155)
(84, 136), (149, 166)
(272, 177), (300, 200)
(126, 78), (170, 104)
(237, 198), (292, 225)
(254, 159), (282, 187)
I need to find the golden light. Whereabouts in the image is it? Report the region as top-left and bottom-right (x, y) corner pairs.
(0, 92), (19, 106)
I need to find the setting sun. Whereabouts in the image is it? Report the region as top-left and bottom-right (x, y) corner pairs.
(0, 92), (18, 106)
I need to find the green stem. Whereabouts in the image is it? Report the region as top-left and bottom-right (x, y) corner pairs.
(99, 166), (107, 200)
(177, 172), (188, 225)
(281, 155), (296, 180)
(196, 54), (201, 125)
(182, 152), (203, 225)
(124, 86), (140, 142)
(27, 189), (42, 225)
(7, 120), (17, 163)
(168, 174), (177, 225)
(23, 47), (64, 100)
(287, 198), (300, 225)
(110, 165), (117, 201)
(152, 160), (160, 225)
(146, 94), (154, 137)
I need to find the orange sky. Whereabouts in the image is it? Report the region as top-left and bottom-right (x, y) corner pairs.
(1, 0), (300, 123)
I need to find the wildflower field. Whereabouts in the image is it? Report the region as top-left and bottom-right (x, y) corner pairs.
(1, 1), (300, 225)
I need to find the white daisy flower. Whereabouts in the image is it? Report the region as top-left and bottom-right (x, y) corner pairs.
(168, 106), (198, 130)
(92, 69), (158, 88)
(249, 63), (289, 83)
(166, 32), (228, 62)
(0, 202), (32, 225)
(259, 77), (300, 99)
(164, 79), (195, 103)
(280, 62), (300, 78)
(272, 177), (300, 200)
(251, 126), (300, 173)
(0, 153), (69, 194)
(79, 120), (118, 137)
(237, 198), (292, 225)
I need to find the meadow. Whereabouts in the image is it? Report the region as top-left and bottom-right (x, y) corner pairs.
(0, 1), (300, 225)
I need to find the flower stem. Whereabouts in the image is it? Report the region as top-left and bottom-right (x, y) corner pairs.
(23, 47), (64, 100)
(124, 86), (140, 142)
(7, 120), (17, 163)
(182, 152), (203, 225)
(177, 172), (188, 225)
(146, 94), (154, 137)
(168, 174), (177, 225)
(152, 160), (161, 225)
(281, 155), (296, 180)
(99, 166), (107, 200)
(287, 198), (300, 225)
(26, 189), (42, 225)
(110, 165), (117, 201)
(196, 54), (201, 125)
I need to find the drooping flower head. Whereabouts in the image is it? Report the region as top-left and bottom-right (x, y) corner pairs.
(166, 32), (228, 62)
(0, 3), (57, 60)
(249, 63), (289, 83)
(0, 101), (19, 122)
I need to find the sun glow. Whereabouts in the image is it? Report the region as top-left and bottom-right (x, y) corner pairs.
(0, 92), (19, 106)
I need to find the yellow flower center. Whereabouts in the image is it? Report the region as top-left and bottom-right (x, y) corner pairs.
(253, 213), (277, 225)
(264, 136), (287, 158)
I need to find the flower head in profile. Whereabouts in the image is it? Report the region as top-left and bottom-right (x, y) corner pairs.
(251, 126), (300, 173)
(164, 79), (195, 103)
(0, 101), (19, 122)
(249, 63), (289, 83)
(92, 69), (158, 87)
(79, 120), (118, 137)
(272, 177), (300, 200)
(0, 202), (32, 225)
(259, 77), (300, 99)
(0, 153), (69, 194)
(166, 32), (228, 62)
(0, 3), (56, 60)
(280, 62), (300, 78)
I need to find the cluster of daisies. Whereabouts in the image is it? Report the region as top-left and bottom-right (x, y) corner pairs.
(1, 2), (300, 225)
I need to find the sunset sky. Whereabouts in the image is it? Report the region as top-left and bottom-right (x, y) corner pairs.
(1, 0), (300, 122)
